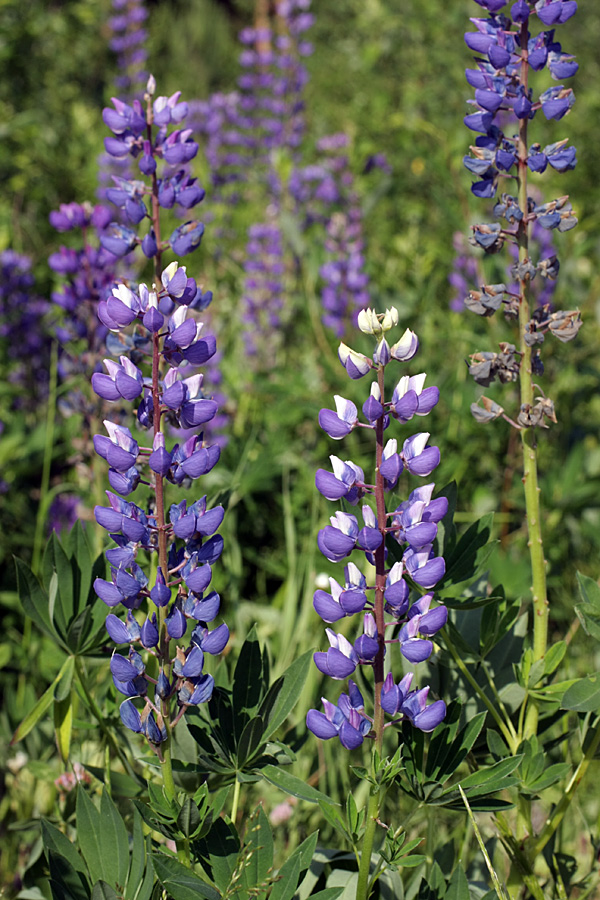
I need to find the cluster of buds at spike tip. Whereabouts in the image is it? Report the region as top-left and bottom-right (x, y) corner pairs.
(462, 0), (582, 427)
(100, 76), (206, 261)
(307, 308), (447, 750)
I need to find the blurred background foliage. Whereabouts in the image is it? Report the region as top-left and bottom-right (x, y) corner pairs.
(1, 0), (600, 894)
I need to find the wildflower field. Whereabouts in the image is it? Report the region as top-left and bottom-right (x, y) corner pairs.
(2, 0), (600, 897)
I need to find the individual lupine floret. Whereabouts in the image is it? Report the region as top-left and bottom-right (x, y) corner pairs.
(307, 682), (371, 749)
(315, 456), (365, 503)
(313, 563), (369, 623)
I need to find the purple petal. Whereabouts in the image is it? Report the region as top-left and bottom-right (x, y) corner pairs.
(306, 709), (338, 740)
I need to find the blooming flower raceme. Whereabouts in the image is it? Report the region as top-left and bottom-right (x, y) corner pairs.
(91, 78), (228, 753)
(307, 309), (448, 750)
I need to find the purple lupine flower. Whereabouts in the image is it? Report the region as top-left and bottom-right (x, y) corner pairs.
(308, 308), (447, 749)
(91, 78), (228, 749)
(307, 682), (371, 749)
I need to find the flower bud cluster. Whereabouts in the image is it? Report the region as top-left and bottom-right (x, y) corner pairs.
(101, 82), (205, 260)
(307, 310), (447, 749)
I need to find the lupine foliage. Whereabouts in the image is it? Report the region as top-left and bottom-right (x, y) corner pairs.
(1, 1), (600, 899)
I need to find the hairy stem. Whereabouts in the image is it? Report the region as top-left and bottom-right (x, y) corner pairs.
(515, 21), (548, 742)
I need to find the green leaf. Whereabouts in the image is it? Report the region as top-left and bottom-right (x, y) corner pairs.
(270, 855), (300, 900)
(76, 787), (103, 884)
(47, 850), (90, 900)
(43, 532), (74, 637)
(440, 513), (497, 595)
(459, 756), (522, 797)
(236, 715), (266, 768)
(54, 654), (75, 702)
(309, 890), (344, 900)
(100, 789), (135, 889)
(290, 831), (319, 875)
(15, 556), (58, 644)
(91, 883), (119, 900)
(521, 763), (570, 796)
(196, 817), (240, 893)
(259, 764), (337, 804)
(317, 801), (353, 844)
(232, 627), (268, 726)
(11, 655), (71, 744)
(575, 572), (600, 642)
(240, 806), (273, 893)
(445, 864), (469, 900)
(177, 798), (200, 839)
(125, 808), (146, 900)
(544, 641), (567, 677)
(41, 819), (87, 880)
(54, 692), (74, 765)
(346, 791), (359, 836)
(480, 594), (520, 658)
(153, 854), (220, 900)
(426, 706), (486, 785)
(261, 649), (313, 740)
(66, 520), (93, 613)
(396, 854), (427, 868)
(561, 675), (600, 712)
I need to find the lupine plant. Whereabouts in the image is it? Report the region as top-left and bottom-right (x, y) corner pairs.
(456, 1), (600, 897)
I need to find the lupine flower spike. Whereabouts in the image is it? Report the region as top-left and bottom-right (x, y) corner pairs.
(92, 78), (228, 787)
(307, 308), (447, 751)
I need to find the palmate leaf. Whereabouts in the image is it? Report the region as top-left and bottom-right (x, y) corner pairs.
(425, 704), (486, 785)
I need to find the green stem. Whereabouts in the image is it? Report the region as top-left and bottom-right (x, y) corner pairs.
(231, 778), (241, 824)
(514, 22), (548, 742)
(356, 786), (381, 900)
(441, 629), (517, 751)
(160, 737), (176, 803)
(32, 339), (59, 576)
